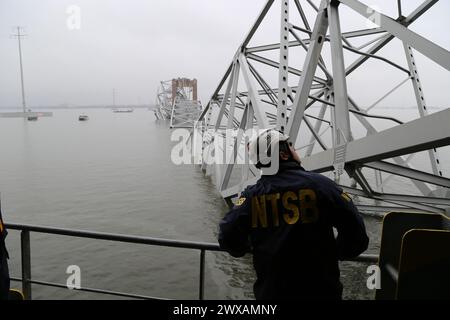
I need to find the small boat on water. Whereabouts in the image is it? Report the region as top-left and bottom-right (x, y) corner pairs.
(113, 108), (134, 113)
(26, 109), (38, 121)
(78, 115), (89, 121)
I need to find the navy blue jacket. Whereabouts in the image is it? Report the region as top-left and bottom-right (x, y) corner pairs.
(0, 208), (9, 300)
(218, 161), (369, 300)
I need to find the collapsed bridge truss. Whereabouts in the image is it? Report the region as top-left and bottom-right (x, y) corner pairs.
(154, 78), (202, 128)
(196, 0), (450, 214)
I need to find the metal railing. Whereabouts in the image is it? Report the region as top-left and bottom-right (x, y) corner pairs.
(5, 222), (378, 300)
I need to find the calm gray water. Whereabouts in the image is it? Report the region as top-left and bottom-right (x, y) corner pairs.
(0, 108), (444, 300)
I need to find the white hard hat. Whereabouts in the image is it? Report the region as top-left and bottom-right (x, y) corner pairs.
(247, 129), (290, 167)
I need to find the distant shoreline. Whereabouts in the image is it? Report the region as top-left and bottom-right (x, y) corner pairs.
(0, 105), (155, 110)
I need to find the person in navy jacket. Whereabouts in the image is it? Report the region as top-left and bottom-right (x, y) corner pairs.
(219, 129), (369, 300)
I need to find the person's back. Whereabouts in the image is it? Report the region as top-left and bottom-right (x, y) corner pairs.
(218, 130), (369, 300)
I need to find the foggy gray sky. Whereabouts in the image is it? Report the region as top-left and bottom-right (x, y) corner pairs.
(0, 0), (449, 108)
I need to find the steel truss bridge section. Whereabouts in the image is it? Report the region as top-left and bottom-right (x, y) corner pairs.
(154, 78), (202, 128)
(196, 0), (450, 215)
(170, 97), (202, 129)
(154, 80), (174, 120)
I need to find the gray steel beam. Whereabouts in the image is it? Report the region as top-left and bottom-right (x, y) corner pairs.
(248, 62), (278, 105)
(220, 106), (249, 191)
(242, 101), (258, 186)
(290, 28), (332, 80)
(341, 43), (411, 75)
(306, 89), (329, 156)
(227, 60), (240, 130)
(355, 205), (425, 214)
(340, 186), (447, 213)
(287, 0), (329, 144)
(363, 161), (450, 188)
(348, 96), (432, 196)
(246, 28), (384, 53)
(293, 0), (311, 31)
(306, 0), (319, 12)
(247, 40), (306, 54)
(241, 0), (276, 49)
(351, 167), (375, 196)
(246, 53), (327, 85)
(354, 33), (387, 51)
(345, 34), (392, 76)
(214, 62), (236, 130)
(302, 108), (450, 172)
(340, 27), (385, 39)
(339, 0), (450, 71)
(303, 115), (328, 151)
(383, 200), (445, 215)
(374, 193), (450, 207)
(403, 42), (444, 179)
(218, 83), (326, 99)
(404, 0), (438, 25)
(277, 0), (290, 132)
(239, 53), (269, 128)
(328, 2), (352, 146)
(345, 0), (439, 76)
